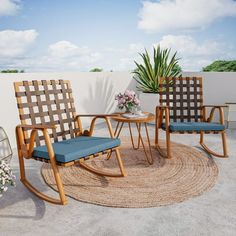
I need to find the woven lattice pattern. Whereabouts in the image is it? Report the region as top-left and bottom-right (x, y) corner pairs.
(14, 80), (81, 146)
(159, 77), (203, 122)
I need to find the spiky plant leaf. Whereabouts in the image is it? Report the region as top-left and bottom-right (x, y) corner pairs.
(133, 45), (182, 93)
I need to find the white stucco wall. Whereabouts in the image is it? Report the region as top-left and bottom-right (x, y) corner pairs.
(0, 72), (235, 147)
(182, 72), (236, 105)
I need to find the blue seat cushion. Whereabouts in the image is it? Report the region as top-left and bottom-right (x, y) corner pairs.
(162, 122), (225, 132)
(33, 136), (120, 163)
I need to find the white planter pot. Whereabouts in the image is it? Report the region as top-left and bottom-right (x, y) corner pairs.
(139, 92), (160, 124)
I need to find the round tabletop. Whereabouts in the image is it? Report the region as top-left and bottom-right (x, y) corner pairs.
(111, 112), (155, 123)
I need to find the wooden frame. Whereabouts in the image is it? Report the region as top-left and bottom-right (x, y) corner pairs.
(155, 77), (228, 159)
(111, 112), (155, 165)
(14, 80), (126, 205)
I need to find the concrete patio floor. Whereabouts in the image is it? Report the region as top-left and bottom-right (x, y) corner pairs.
(0, 124), (236, 236)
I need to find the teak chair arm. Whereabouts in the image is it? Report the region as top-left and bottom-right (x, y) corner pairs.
(75, 114), (118, 118)
(205, 106), (225, 124)
(75, 114), (118, 136)
(16, 124), (56, 159)
(83, 116), (115, 138)
(202, 105), (228, 108)
(203, 105), (227, 125)
(75, 114), (118, 138)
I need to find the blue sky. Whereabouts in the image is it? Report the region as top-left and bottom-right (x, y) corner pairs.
(0, 0), (236, 72)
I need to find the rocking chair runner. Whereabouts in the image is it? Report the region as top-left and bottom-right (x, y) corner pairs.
(14, 80), (126, 205)
(155, 77), (228, 159)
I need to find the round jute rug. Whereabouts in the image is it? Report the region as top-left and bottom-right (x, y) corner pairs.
(41, 138), (218, 208)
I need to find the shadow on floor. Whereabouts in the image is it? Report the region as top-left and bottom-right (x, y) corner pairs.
(0, 169), (46, 220)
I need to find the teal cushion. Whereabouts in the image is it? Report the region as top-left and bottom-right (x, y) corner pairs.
(33, 136), (120, 163)
(162, 122), (225, 132)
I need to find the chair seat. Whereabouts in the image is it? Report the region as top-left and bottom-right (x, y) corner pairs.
(33, 136), (120, 163)
(162, 122), (225, 132)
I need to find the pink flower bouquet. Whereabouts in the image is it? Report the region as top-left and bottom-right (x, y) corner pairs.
(115, 90), (140, 112)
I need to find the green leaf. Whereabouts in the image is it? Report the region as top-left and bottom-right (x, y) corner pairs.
(132, 45), (182, 93)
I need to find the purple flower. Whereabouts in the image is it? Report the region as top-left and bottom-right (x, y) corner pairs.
(115, 90), (140, 111)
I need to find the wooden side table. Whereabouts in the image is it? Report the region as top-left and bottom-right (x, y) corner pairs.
(111, 112), (155, 164)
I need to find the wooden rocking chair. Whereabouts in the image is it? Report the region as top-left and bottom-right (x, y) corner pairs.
(155, 77), (228, 159)
(14, 80), (126, 205)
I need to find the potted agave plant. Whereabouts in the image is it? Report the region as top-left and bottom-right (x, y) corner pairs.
(133, 45), (182, 121)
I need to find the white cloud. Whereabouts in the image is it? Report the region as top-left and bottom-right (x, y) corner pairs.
(0, 0), (20, 17)
(48, 41), (90, 58)
(0, 39), (102, 71)
(128, 43), (144, 54)
(37, 41), (102, 71)
(102, 43), (145, 71)
(1, 35), (233, 72)
(158, 35), (222, 57)
(138, 0), (236, 33)
(36, 42), (145, 72)
(0, 29), (38, 57)
(157, 34), (229, 71)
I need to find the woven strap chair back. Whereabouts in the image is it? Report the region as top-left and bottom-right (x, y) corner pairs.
(14, 80), (81, 146)
(159, 77), (203, 122)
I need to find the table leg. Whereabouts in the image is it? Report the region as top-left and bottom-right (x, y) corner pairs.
(115, 122), (124, 138)
(135, 122), (154, 165)
(128, 123), (141, 149)
(144, 123), (154, 164)
(114, 122), (120, 137)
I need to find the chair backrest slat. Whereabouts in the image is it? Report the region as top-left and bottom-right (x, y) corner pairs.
(14, 80), (81, 146)
(159, 77), (203, 123)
